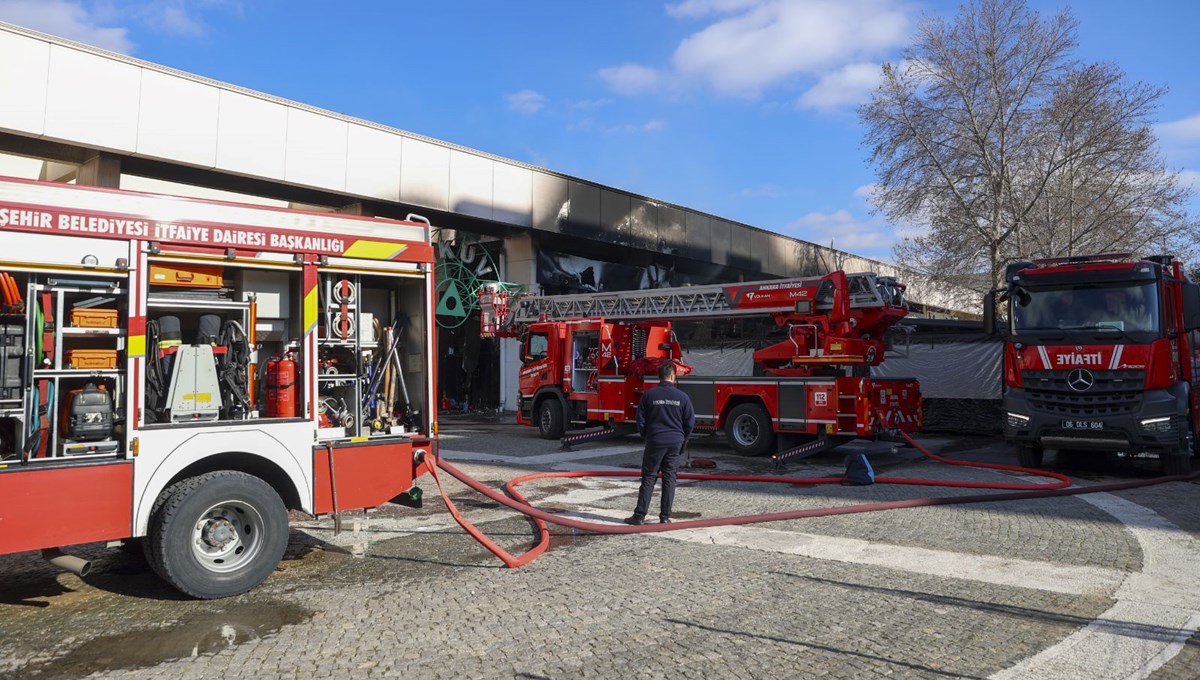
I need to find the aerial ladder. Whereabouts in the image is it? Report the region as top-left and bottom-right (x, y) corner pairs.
(480, 271), (921, 460)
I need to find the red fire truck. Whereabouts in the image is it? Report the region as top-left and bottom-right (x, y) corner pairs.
(482, 271), (921, 459)
(0, 176), (437, 598)
(988, 253), (1200, 474)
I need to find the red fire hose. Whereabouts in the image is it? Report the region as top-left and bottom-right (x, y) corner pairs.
(426, 430), (1198, 569)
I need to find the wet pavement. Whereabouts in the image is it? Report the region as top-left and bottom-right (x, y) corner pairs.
(1, 416), (1199, 678)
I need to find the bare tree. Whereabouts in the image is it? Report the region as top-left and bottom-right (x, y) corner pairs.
(861, 0), (1196, 303)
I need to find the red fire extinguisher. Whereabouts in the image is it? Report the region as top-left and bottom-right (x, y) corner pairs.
(266, 349), (298, 418)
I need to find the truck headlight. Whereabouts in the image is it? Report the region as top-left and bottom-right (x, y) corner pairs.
(1006, 412), (1030, 429)
(1139, 416), (1173, 433)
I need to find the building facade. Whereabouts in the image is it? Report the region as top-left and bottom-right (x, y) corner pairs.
(0, 22), (961, 411)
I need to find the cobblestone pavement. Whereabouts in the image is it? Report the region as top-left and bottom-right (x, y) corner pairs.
(2, 418), (1200, 678)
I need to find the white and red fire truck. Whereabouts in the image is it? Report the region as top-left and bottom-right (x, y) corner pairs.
(481, 271), (922, 460)
(0, 176), (437, 598)
(989, 253), (1200, 474)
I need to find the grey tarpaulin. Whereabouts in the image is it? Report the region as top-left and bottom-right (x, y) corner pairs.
(873, 319), (1003, 434)
(682, 346), (755, 377)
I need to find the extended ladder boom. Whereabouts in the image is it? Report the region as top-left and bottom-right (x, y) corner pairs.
(494, 272), (904, 326)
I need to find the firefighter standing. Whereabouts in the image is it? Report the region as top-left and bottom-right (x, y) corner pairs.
(625, 361), (695, 525)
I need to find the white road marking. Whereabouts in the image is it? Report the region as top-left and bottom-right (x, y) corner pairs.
(670, 525), (1122, 596)
(557, 488), (1200, 677)
(557, 508), (1120, 596)
(992, 492), (1200, 679)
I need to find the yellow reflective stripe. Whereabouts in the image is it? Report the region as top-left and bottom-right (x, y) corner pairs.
(304, 285), (318, 334)
(343, 240), (408, 261)
(128, 334), (146, 358)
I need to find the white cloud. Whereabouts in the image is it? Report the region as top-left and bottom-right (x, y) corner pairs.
(598, 63), (664, 95)
(671, 0), (908, 97)
(797, 61), (883, 111)
(1158, 113), (1200, 166)
(1179, 169), (1200, 192)
(1158, 114), (1200, 144)
(666, 0), (762, 19)
(507, 89), (547, 113)
(0, 0), (245, 52)
(600, 0), (909, 103)
(786, 208), (897, 252)
(852, 183), (878, 200)
(0, 0), (134, 53)
(606, 119), (666, 134)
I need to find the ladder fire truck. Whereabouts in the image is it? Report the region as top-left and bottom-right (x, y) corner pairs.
(481, 271), (921, 459)
(988, 252), (1200, 474)
(0, 176), (437, 598)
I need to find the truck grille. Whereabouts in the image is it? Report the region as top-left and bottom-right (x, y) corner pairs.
(1021, 370), (1144, 417)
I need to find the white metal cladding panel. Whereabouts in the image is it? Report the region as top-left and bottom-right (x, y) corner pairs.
(215, 89), (288, 179)
(285, 107), (348, 191)
(0, 232), (129, 268)
(44, 45), (140, 152)
(0, 31), (49, 136)
(346, 123), (403, 202)
(400, 136), (449, 211)
(136, 69), (220, 168)
(449, 150), (493, 219)
(493, 162), (532, 227)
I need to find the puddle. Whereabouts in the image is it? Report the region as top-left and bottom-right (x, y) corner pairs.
(670, 511), (703, 519)
(3, 601), (311, 679)
(548, 532), (600, 549)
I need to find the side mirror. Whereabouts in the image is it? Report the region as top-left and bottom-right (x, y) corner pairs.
(1182, 283), (1200, 331)
(983, 290), (997, 335)
(518, 332), (529, 363)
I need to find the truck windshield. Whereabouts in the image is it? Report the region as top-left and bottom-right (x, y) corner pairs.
(1011, 282), (1160, 337)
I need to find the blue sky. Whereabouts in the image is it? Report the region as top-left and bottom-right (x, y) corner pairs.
(1, 0), (1197, 263)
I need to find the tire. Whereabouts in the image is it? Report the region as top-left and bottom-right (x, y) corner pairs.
(537, 398), (565, 440)
(725, 403), (776, 457)
(145, 470), (289, 599)
(1016, 443), (1044, 468)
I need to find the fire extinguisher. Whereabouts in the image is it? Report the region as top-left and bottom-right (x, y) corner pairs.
(265, 355), (280, 417)
(266, 348), (298, 418)
(276, 350), (297, 418)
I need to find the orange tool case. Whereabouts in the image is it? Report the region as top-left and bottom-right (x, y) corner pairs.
(66, 349), (119, 370)
(70, 308), (118, 328)
(149, 263), (224, 288)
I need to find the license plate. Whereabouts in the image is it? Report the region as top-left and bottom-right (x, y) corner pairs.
(1062, 419), (1104, 430)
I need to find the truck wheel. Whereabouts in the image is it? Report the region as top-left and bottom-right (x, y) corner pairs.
(145, 471), (289, 599)
(537, 399), (565, 440)
(1016, 443), (1044, 468)
(726, 403), (776, 457)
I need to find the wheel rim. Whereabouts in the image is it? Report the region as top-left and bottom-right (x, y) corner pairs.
(191, 500), (266, 574)
(732, 413), (760, 447)
(540, 404), (553, 432)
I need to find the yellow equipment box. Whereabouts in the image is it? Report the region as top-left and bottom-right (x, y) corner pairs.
(67, 349), (119, 370)
(70, 308), (118, 328)
(149, 263), (224, 288)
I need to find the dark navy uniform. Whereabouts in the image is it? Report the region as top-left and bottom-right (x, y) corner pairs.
(631, 379), (695, 523)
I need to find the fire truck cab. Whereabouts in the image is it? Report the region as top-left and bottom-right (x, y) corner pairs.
(989, 253), (1200, 474)
(0, 177), (437, 598)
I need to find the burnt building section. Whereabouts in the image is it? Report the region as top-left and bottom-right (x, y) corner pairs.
(0, 23), (966, 412)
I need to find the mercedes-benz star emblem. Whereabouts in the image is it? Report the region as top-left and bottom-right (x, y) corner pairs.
(1067, 368), (1095, 392)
